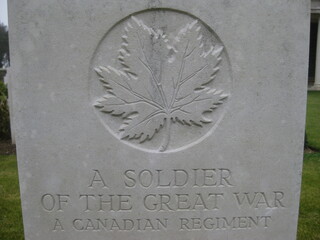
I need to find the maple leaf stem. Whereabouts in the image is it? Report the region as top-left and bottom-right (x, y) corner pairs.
(159, 118), (172, 152)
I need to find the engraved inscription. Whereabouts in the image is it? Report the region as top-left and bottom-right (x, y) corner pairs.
(143, 193), (224, 211)
(233, 191), (285, 208)
(40, 167), (287, 233)
(123, 168), (234, 188)
(90, 10), (232, 152)
(179, 216), (272, 230)
(72, 218), (168, 231)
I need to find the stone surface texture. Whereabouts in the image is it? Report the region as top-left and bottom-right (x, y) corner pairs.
(8, 1), (310, 240)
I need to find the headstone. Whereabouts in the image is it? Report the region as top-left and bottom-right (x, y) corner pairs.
(8, 1), (309, 240)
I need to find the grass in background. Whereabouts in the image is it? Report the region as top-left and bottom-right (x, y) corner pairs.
(297, 153), (320, 240)
(0, 155), (24, 240)
(305, 91), (320, 151)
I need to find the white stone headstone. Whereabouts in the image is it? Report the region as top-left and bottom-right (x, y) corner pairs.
(9, 1), (309, 240)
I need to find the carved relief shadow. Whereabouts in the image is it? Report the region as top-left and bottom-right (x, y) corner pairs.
(90, 9), (232, 153)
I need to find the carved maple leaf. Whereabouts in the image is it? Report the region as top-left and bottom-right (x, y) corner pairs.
(94, 16), (228, 152)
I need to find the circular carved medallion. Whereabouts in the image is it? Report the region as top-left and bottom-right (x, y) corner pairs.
(90, 9), (232, 153)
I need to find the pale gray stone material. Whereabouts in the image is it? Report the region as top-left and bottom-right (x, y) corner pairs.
(8, 1), (309, 240)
